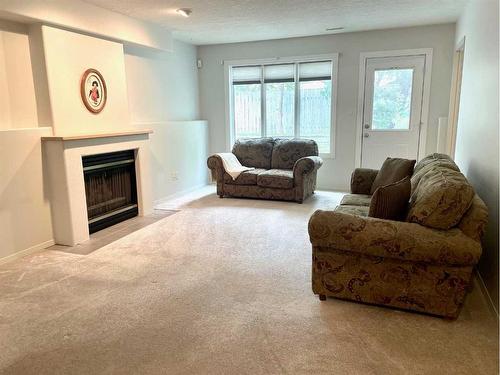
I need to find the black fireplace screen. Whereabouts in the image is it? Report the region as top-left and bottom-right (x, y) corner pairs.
(82, 150), (138, 233)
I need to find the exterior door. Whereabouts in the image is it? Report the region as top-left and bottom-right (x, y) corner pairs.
(361, 55), (426, 169)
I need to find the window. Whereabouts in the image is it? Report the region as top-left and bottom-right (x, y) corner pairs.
(371, 69), (413, 130)
(227, 55), (337, 155)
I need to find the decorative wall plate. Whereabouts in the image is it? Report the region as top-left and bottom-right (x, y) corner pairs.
(80, 69), (107, 114)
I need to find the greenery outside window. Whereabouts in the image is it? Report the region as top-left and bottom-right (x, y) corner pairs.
(226, 54), (338, 156)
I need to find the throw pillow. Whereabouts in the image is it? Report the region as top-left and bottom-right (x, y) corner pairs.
(370, 157), (416, 194)
(369, 176), (411, 220)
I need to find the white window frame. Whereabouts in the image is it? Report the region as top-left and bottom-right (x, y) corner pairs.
(224, 53), (339, 159)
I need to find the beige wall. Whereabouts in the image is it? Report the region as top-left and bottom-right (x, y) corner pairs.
(0, 128), (54, 261)
(41, 26), (130, 135)
(454, 0), (499, 311)
(197, 24), (456, 190)
(0, 29), (38, 130)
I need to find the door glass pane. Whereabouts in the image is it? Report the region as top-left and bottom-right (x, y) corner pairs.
(233, 83), (261, 139)
(265, 82), (295, 137)
(372, 69), (413, 130)
(299, 79), (332, 153)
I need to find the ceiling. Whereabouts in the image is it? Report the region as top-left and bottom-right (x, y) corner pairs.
(82, 0), (467, 45)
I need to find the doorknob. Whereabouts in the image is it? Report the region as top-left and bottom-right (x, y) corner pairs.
(364, 133), (369, 138)
(364, 124), (370, 129)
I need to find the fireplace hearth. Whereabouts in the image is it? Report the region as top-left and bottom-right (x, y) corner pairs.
(83, 150), (138, 233)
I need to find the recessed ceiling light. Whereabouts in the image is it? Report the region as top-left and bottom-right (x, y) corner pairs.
(326, 27), (344, 31)
(176, 8), (192, 17)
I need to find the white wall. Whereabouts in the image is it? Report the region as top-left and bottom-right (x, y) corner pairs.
(0, 128), (54, 262)
(125, 40), (200, 122)
(197, 24), (456, 190)
(137, 121), (209, 203)
(41, 25), (130, 135)
(454, 0), (499, 311)
(125, 39), (208, 202)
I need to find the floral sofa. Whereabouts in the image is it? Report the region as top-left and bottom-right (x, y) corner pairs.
(207, 138), (323, 203)
(308, 153), (488, 318)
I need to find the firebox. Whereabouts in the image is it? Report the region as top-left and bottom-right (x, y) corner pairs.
(82, 150), (138, 233)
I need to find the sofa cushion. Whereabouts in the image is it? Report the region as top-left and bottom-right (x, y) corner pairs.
(223, 168), (267, 185)
(334, 205), (369, 217)
(369, 177), (411, 220)
(370, 157), (416, 194)
(271, 138), (318, 169)
(407, 167), (475, 229)
(340, 194), (371, 207)
(257, 169), (294, 189)
(232, 138), (274, 169)
(413, 153), (460, 175)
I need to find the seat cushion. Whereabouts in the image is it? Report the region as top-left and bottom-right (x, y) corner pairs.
(223, 168), (267, 185)
(232, 138), (275, 169)
(370, 157), (416, 194)
(340, 194), (371, 207)
(334, 205), (369, 217)
(257, 169), (294, 189)
(271, 138), (318, 169)
(407, 167), (475, 229)
(369, 176), (411, 220)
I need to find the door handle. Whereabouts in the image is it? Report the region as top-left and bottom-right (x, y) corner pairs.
(364, 124), (370, 129)
(364, 133), (369, 138)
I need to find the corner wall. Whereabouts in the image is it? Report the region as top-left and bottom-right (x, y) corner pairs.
(124, 39), (207, 203)
(197, 24), (456, 191)
(454, 0), (499, 311)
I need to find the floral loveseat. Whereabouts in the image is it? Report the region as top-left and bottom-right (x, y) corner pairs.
(308, 154), (488, 318)
(207, 138), (323, 203)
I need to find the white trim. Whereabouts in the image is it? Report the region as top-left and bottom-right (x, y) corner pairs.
(354, 48), (433, 167)
(223, 53), (339, 158)
(153, 183), (210, 207)
(0, 239), (55, 266)
(473, 269), (499, 318)
(446, 37), (466, 159)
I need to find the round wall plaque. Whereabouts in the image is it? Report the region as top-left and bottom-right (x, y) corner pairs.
(80, 68), (107, 114)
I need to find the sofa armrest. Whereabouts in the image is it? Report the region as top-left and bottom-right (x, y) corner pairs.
(308, 210), (481, 266)
(207, 154), (225, 182)
(293, 156), (323, 180)
(350, 168), (379, 194)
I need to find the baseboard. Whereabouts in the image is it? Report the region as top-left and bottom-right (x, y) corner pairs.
(153, 183), (210, 206)
(0, 239), (55, 266)
(473, 269), (498, 318)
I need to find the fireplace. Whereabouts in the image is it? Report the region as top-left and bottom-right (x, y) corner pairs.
(83, 150), (138, 233)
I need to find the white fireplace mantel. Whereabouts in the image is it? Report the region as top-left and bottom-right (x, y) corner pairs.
(42, 130), (153, 246)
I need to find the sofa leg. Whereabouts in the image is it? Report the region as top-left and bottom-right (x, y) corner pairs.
(319, 294), (326, 301)
(219, 194), (223, 199)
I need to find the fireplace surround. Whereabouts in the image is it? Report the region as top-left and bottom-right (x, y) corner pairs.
(42, 130), (153, 246)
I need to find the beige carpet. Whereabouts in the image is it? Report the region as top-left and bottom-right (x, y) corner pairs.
(0, 186), (498, 374)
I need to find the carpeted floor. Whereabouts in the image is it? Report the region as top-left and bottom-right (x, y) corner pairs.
(0, 186), (498, 374)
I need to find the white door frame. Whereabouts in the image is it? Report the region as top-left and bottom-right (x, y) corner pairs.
(446, 37), (466, 159)
(354, 48), (433, 167)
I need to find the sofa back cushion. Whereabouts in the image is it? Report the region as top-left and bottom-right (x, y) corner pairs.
(411, 153), (460, 191)
(370, 157), (416, 194)
(271, 138), (318, 170)
(232, 138), (275, 169)
(406, 165), (475, 230)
